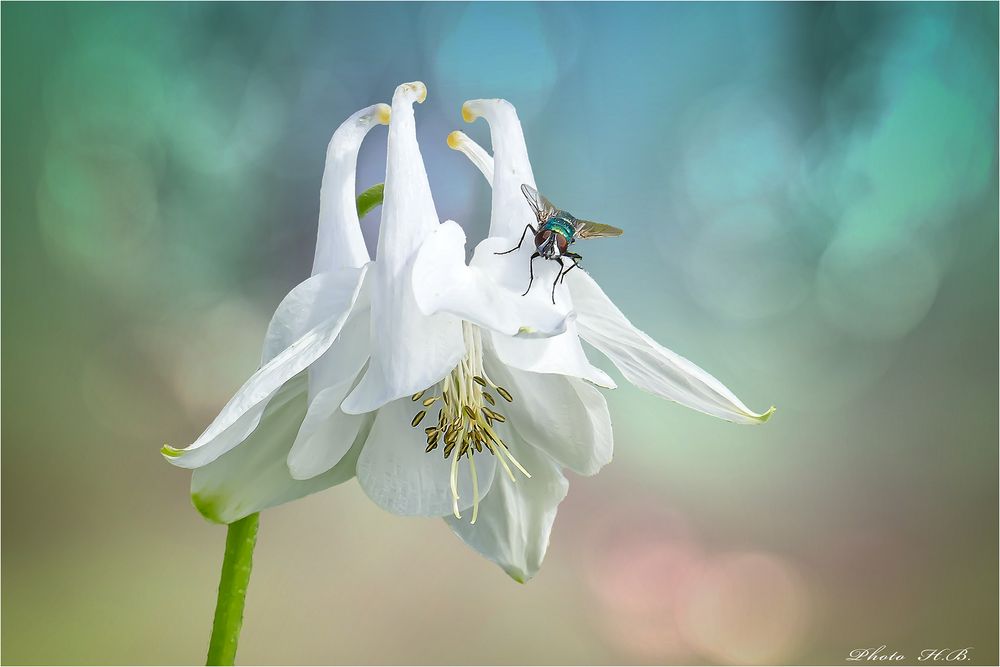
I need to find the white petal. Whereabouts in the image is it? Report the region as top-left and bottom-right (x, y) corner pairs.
(286, 381), (366, 480)
(342, 82), (465, 414)
(356, 398), (498, 517)
(568, 271), (775, 424)
(312, 103), (389, 274)
(462, 98), (537, 241)
(446, 430), (568, 583)
(164, 265), (368, 468)
(376, 82), (438, 267)
(447, 130), (494, 183)
(306, 303), (370, 403)
(261, 268), (369, 365)
(490, 326), (614, 388)
(287, 310), (370, 480)
(470, 234), (580, 334)
(411, 220), (572, 338)
(191, 374), (373, 524)
(474, 238), (614, 387)
(484, 354), (612, 476)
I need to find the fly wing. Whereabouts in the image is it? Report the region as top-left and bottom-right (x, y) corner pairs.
(574, 218), (624, 239)
(521, 184), (557, 223)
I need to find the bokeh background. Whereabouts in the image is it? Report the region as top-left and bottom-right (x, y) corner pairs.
(2, 2), (997, 665)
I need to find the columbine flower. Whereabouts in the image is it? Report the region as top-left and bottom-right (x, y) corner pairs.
(164, 84), (772, 585)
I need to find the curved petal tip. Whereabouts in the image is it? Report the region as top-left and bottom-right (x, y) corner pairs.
(754, 405), (777, 424)
(447, 130), (465, 149)
(505, 567), (528, 584)
(462, 98), (516, 123)
(161, 444), (182, 459)
(375, 103), (391, 125)
(397, 81), (427, 104)
(461, 101), (478, 123)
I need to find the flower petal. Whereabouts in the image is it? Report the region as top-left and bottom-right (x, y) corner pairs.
(287, 310), (370, 480)
(490, 325), (614, 388)
(462, 98), (537, 241)
(164, 265), (368, 468)
(445, 429), (568, 583)
(472, 238), (615, 388)
(446, 130), (493, 184)
(312, 103), (390, 274)
(343, 82), (465, 414)
(411, 220), (572, 338)
(305, 303), (371, 403)
(568, 271), (775, 424)
(190, 374), (374, 524)
(261, 268), (369, 365)
(484, 354), (613, 476)
(355, 398), (498, 517)
(286, 382), (364, 480)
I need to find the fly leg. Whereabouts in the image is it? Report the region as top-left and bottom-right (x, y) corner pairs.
(559, 252), (582, 284)
(496, 224), (537, 255)
(551, 257), (566, 304)
(523, 252), (540, 296)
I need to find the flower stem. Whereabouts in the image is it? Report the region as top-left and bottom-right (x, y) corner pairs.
(206, 513), (259, 666)
(356, 183), (384, 219)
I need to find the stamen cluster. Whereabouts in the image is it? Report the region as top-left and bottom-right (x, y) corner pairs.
(411, 377), (512, 459)
(407, 323), (530, 522)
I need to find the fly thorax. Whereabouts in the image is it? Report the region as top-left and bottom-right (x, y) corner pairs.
(544, 216), (576, 242)
(408, 321), (530, 523)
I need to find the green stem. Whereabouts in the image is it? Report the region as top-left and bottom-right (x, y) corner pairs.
(206, 513), (259, 666)
(356, 183), (384, 219)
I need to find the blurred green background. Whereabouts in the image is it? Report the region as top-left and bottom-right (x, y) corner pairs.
(2, 2), (997, 665)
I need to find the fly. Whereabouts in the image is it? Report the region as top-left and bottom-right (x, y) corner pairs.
(496, 184), (623, 304)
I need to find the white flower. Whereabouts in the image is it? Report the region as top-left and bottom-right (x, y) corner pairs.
(164, 84), (772, 584)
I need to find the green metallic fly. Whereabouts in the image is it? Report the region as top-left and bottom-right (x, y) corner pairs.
(496, 184), (624, 304)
